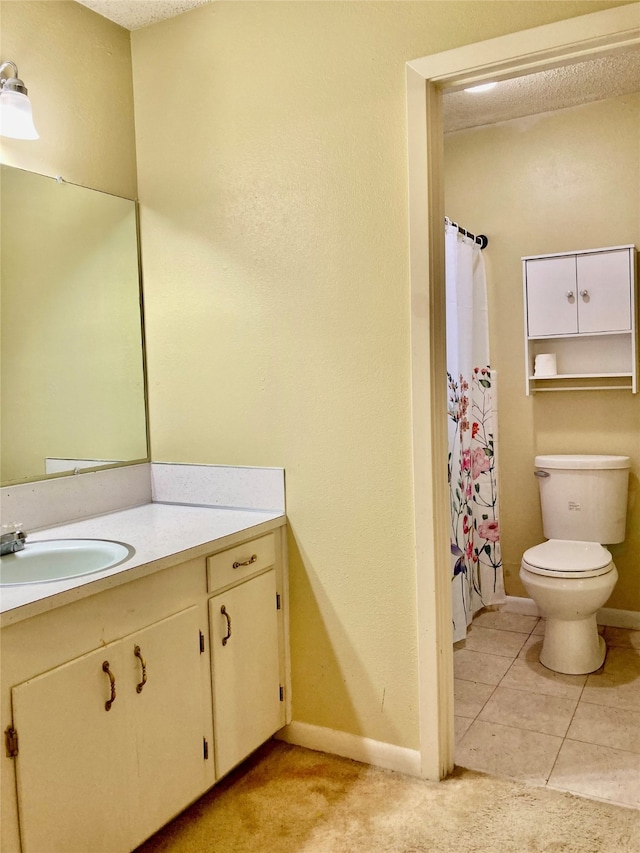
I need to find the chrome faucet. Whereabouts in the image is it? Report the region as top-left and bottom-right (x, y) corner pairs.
(1, 524), (26, 556)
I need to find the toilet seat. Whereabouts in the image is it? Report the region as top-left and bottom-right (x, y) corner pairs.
(521, 539), (614, 579)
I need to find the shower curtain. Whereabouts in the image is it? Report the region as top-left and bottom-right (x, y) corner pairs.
(445, 221), (505, 642)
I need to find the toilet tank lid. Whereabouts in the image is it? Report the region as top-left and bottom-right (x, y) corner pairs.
(535, 454), (630, 470)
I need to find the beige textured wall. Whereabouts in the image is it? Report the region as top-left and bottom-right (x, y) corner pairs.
(0, 0), (136, 198)
(444, 95), (640, 612)
(131, 1), (631, 748)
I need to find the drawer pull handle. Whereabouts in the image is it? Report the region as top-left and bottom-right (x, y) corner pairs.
(221, 605), (232, 646)
(566, 290), (574, 299)
(134, 645), (147, 693)
(232, 554), (257, 569)
(102, 661), (116, 711)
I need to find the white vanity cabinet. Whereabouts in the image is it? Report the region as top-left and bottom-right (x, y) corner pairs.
(12, 606), (208, 853)
(523, 245), (637, 393)
(207, 533), (287, 780)
(1, 521), (290, 853)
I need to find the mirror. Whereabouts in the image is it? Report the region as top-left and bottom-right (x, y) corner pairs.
(1, 165), (148, 486)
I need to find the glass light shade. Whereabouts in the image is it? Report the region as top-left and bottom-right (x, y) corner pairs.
(0, 90), (39, 140)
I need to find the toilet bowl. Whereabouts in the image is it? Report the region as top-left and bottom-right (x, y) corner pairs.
(520, 540), (618, 674)
(520, 454), (630, 676)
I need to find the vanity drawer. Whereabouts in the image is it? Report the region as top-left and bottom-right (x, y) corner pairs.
(207, 533), (275, 592)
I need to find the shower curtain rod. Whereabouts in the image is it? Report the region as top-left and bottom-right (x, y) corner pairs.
(445, 216), (488, 250)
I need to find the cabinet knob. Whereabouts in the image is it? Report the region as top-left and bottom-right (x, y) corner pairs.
(580, 289), (589, 299)
(566, 290), (574, 300)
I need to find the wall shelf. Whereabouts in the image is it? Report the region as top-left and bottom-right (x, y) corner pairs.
(523, 245), (638, 395)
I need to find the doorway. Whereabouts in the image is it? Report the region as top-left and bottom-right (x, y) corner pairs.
(405, 3), (640, 780)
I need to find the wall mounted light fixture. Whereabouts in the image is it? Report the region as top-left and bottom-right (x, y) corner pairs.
(0, 60), (39, 140)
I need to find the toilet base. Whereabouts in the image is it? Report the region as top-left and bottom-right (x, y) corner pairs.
(539, 614), (606, 675)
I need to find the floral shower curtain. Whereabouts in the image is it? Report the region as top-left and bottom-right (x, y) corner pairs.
(445, 221), (505, 642)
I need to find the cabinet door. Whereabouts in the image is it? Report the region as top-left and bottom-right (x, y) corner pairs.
(576, 250), (632, 333)
(210, 570), (283, 778)
(526, 256), (578, 336)
(12, 643), (133, 853)
(127, 606), (211, 849)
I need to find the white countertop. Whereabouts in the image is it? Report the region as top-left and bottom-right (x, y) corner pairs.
(0, 503), (285, 626)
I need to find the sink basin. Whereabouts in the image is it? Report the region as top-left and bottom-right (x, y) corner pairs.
(0, 539), (134, 586)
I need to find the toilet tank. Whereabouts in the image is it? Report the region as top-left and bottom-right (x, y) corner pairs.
(535, 454), (630, 544)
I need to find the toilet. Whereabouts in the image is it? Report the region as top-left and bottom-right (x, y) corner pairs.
(520, 454), (630, 675)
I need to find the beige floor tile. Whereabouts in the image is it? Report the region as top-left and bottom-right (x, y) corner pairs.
(454, 678), (495, 719)
(472, 610), (539, 634)
(454, 715), (473, 744)
(604, 627), (640, 650)
(455, 719), (562, 785)
(582, 648), (640, 712)
(453, 648), (514, 686)
(548, 739), (640, 809)
(500, 658), (586, 700)
(478, 685), (578, 737)
(567, 701), (640, 754)
(462, 625), (528, 658)
(517, 635), (544, 662)
(532, 618), (546, 636)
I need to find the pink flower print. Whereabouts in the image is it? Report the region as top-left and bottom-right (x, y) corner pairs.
(478, 519), (500, 542)
(463, 515), (470, 535)
(465, 540), (474, 560)
(471, 447), (491, 479)
(461, 449), (471, 472)
(472, 422), (480, 439)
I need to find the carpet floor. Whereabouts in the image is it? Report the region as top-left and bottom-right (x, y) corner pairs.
(136, 740), (640, 853)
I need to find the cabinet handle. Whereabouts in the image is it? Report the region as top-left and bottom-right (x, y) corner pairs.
(102, 661), (116, 711)
(221, 605), (232, 646)
(580, 289), (589, 298)
(566, 290), (574, 299)
(134, 645), (147, 693)
(232, 554), (257, 569)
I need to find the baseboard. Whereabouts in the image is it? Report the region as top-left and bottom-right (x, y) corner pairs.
(503, 595), (640, 630)
(276, 721), (422, 777)
(502, 596), (541, 617)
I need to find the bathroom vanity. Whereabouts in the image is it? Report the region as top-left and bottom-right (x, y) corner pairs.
(0, 503), (289, 853)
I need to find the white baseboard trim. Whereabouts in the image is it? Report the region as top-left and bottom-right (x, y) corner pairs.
(276, 721), (422, 777)
(502, 596), (541, 617)
(502, 595), (640, 630)
(597, 607), (640, 630)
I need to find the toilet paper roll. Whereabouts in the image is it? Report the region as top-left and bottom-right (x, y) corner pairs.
(534, 353), (557, 377)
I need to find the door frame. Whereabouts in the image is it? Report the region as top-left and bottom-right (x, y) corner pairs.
(406, 3), (640, 780)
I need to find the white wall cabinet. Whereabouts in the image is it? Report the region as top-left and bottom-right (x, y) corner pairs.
(1, 524), (289, 853)
(523, 245), (637, 393)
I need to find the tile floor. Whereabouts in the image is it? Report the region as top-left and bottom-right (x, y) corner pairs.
(454, 609), (640, 809)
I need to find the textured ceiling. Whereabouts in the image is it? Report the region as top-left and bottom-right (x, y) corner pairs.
(443, 49), (640, 132)
(76, 0), (209, 30)
(74, 2), (640, 131)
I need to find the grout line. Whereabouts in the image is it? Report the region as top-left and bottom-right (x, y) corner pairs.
(458, 616), (640, 806)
